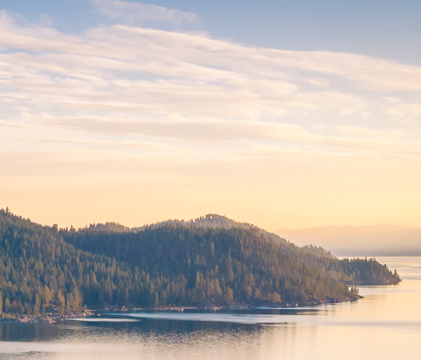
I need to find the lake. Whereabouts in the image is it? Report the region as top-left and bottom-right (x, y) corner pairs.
(0, 256), (420, 359)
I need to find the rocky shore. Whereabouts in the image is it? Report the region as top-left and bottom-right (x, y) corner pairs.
(0, 310), (92, 324)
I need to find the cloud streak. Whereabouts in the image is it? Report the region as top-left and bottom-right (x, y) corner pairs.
(92, 0), (198, 25)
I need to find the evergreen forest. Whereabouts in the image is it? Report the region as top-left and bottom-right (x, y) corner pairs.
(0, 209), (399, 316)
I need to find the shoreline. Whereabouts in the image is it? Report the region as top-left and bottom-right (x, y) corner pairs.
(0, 295), (363, 324)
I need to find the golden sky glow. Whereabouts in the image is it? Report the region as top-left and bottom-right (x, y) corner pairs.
(2, 4), (421, 231)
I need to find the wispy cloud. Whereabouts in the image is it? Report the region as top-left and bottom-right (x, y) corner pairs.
(91, 0), (198, 25)
(1, 10), (421, 162)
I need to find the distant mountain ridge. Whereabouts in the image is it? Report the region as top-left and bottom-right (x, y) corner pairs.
(275, 225), (421, 256)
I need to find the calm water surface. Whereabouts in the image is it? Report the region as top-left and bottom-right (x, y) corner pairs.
(0, 256), (420, 359)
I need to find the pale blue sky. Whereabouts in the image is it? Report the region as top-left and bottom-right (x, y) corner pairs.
(3, 0), (421, 63)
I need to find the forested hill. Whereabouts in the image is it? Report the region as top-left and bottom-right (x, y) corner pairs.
(0, 209), (399, 317)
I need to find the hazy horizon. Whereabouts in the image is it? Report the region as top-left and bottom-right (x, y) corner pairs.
(275, 224), (421, 256)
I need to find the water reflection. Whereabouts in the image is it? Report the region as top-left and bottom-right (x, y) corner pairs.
(0, 257), (420, 359)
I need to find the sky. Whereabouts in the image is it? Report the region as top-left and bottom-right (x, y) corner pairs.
(1, 0), (421, 231)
